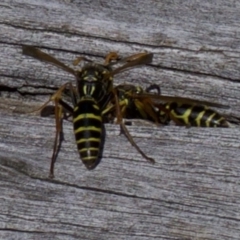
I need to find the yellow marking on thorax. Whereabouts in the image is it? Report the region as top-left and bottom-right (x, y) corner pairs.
(90, 86), (95, 95)
(83, 85), (87, 95)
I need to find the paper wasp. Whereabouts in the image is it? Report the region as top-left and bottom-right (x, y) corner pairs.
(22, 46), (154, 178)
(105, 83), (230, 127)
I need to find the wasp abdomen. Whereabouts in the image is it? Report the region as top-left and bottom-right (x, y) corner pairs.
(165, 103), (229, 127)
(73, 98), (103, 169)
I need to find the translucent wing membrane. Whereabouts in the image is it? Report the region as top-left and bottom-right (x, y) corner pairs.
(22, 46), (76, 76)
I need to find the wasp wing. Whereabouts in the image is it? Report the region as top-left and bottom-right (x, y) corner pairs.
(131, 93), (230, 109)
(111, 52), (153, 75)
(22, 46), (76, 76)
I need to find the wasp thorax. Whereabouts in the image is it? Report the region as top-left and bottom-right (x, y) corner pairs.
(77, 65), (112, 102)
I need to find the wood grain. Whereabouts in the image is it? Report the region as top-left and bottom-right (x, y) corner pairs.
(1, 0), (240, 239)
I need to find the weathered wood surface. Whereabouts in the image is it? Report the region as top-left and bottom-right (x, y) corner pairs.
(1, 0), (240, 239)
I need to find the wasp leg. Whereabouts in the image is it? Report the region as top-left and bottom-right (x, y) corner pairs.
(119, 122), (155, 164)
(41, 82), (74, 178)
(50, 83), (76, 178)
(102, 95), (127, 124)
(49, 100), (63, 179)
(104, 52), (119, 65)
(112, 89), (155, 164)
(25, 82), (74, 115)
(49, 101), (75, 179)
(40, 105), (72, 121)
(26, 98), (53, 114)
(134, 98), (159, 124)
(49, 97), (75, 179)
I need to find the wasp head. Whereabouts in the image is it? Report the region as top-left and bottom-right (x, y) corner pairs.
(76, 63), (113, 102)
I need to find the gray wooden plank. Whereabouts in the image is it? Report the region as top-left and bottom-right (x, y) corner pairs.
(1, 0), (240, 239)
(0, 111), (240, 240)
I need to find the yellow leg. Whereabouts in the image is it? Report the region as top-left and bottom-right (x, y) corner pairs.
(109, 89), (155, 164)
(104, 52), (119, 65)
(47, 82), (76, 178)
(49, 99), (63, 178)
(120, 121), (155, 164)
(25, 81), (75, 178)
(25, 82), (74, 115)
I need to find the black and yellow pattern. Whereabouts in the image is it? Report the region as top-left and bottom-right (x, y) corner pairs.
(22, 45), (154, 177)
(73, 98), (103, 169)
(104, 83), (230, 128)
(105, 84), (159, 123)
(159, 102), (229, 127)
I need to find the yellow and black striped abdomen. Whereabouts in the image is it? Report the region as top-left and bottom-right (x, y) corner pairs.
(73, 98), (103, 169)
(164, 103), (229, 127)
